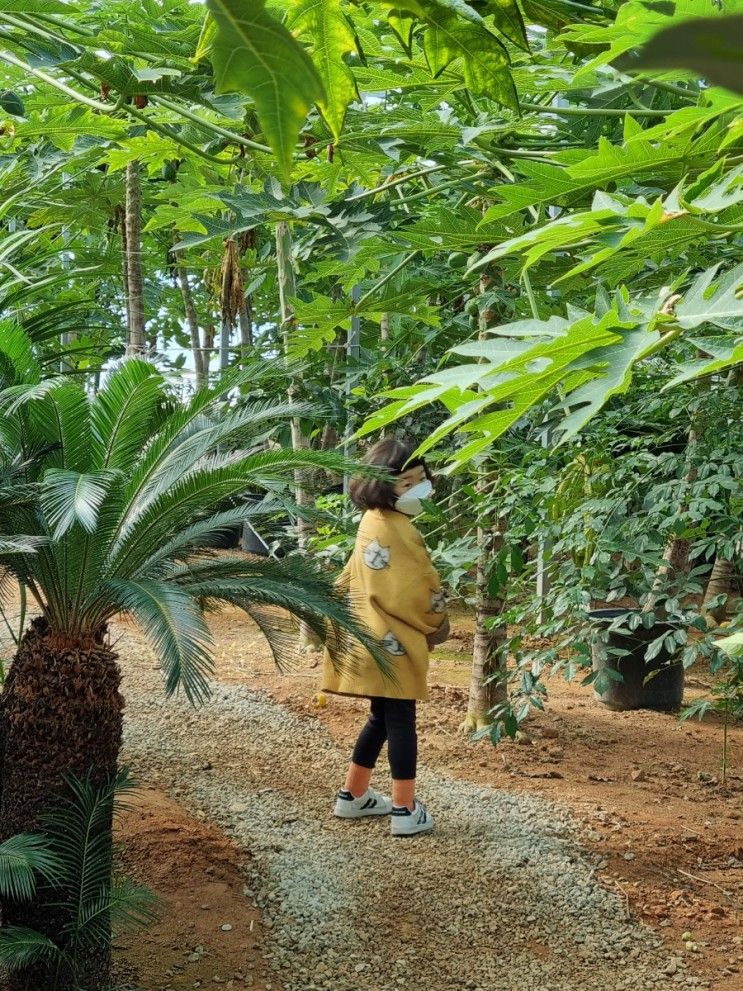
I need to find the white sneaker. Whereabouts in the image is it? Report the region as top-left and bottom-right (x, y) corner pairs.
(333, 787), (393, 819)
(390, 800), (434, 836)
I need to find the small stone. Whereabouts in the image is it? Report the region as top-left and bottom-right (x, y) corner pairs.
(539, 726), (559, 739)
(631, 769), (646, 782)
(221, 924), (233, 932)
(665, 960), (678, 975)
(515, 731), (532, 746)
(623, 852), (635, 861)
(354, 963), (366, 973)
(682, 931), (694, 941)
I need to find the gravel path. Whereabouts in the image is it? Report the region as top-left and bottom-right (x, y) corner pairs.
(115, 622), (709, 991)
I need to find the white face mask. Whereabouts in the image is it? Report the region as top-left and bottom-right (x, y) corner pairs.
(394, 478), (433, 516)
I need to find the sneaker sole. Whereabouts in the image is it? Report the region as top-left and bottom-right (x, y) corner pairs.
(391, 822), (435, 837)
(334, 805), (392, 819)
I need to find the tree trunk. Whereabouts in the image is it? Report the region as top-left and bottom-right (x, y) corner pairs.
(0, 618), (124, 991)
(642, 377), (709, 615)
(124, 161), (145, 355)
(462, 489), (508, 732)
(461, 271), (508, 732)
(275, 221), (321, 651)
(380, 311), (390, 341)
(702, 556), (735, 624)
(174, 240), (207, 390)
(238, 295), (253, 350)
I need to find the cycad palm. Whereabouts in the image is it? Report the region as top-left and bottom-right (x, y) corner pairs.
(0, 325), (385, 990)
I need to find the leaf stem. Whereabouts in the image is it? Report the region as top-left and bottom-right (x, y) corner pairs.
(151, 96), (273, 154)
(355, 251), (420, 310)
(520, 101), (671, 118)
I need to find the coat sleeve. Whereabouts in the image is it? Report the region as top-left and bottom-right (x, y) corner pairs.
(356, 514), (448, 637)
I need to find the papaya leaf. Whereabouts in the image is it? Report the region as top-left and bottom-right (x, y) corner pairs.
(205, 0), (325, 178)
(478, 0), (528, 50)
(288, 0), (359, 141)
(675, 262), (743, 331)
(422, 4), (516, 108)
(661, 338), (743, 390)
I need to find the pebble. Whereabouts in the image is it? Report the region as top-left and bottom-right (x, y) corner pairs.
(116, 621), (705, 991)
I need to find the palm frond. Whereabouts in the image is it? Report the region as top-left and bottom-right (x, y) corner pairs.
(0, 535), (48, 554)
(105, 579), (214, 702)
(0, 927), (63, 971)
(0, 321), (41, 386)
(170, 555), (395, 684)
(40, 469), (120, 540)
(0, 834), (62, 901)
(0, 376), (69, 414)
(89, 360), (165, 471)
(76, 878), (160, 947)
(130, 503), (283, 578)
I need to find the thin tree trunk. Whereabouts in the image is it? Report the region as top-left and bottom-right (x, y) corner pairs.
(275, 221), (321, 651)
(380, 311), (390, 341)
(702, 557), (735, 624)
(124, 161), (145, 355)
(701, 366), (743, 624)
(462, 508), (508, 732)
(642, 375), (710, 615)
(174, 238), (207, 390)
(0, 618), (124, 991)
(239, 295), (253, 350)
(462, 271), (508, 732)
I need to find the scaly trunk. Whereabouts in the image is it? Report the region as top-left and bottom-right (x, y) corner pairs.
(275, 221), (321, 651)
(0, 618), (124, 991)
(124, 161), (145, 355)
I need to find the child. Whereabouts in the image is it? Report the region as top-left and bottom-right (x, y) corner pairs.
(321, 438), (450, 836)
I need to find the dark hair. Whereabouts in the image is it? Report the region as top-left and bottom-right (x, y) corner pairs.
(349, 438), (428, 511)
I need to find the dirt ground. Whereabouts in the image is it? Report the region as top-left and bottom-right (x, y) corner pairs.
(113, 788), (266, 991)
(115, 603), (741, 990)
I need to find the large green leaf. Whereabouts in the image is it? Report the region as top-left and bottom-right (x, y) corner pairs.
(634, 14), (743, 95)
(205, 0), (325, 177)
(288, 0), (359, 141)
(662, 336), (743, 390)
(478, 0), (528, 50)
(422, 3), (517, 108)
(675, 263), (743, 331)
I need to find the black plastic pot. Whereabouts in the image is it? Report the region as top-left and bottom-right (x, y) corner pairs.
(589, 608), (685, 712)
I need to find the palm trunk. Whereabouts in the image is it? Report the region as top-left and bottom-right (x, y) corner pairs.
(275, 221), (321, 651)
(0, 618), (124, 991)
(461, 272), (508, 731)
(124, 161), (145, 355)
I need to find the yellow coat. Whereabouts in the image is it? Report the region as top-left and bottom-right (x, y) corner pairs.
(321, 509), (448, 701)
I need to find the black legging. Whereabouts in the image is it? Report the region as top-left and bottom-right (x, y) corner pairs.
(351, 697), (417, 780)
